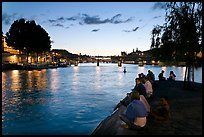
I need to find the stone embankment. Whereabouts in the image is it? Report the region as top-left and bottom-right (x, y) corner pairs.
(92, 80), (202, 135)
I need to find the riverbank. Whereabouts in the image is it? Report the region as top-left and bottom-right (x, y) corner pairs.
(92, 80), (202, 135)
(2, 63), (71, 71)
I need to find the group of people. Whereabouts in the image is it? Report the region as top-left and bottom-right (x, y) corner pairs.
(133, 70), (155, 99)
(158, 70), (176, 81)
(119, 69), (172, 130)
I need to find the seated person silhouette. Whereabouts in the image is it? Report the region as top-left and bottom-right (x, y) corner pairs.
(148, 96), (171, 121)
(119, 91), (148, 130)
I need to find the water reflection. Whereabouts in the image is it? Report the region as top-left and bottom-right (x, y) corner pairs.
(95, 66), (101, 90)
(2, 72), (6, 92)
(117, 67), (123, 87)
(2, 69), (52, 134)
(3, 69), (50, 103)
(21, 70), (49, 92)
(137, 66), (145, 74)
(11, 70), (20, 91)
(50, 69), (59, 92)
(161, 66), (167, 72)
(182, 67), (186, 80)
(72, 66), (79, 92)
(2, 64), (202, 135)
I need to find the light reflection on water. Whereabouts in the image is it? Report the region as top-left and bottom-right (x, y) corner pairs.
(2, 63), (202, 135)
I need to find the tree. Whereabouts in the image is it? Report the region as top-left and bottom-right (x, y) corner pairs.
(5, 18), (52, 63)
(150, 2), (202, 89)
(150, 25), (163, 61)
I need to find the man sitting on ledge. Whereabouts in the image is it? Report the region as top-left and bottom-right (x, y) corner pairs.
(119, 91), (148, 130)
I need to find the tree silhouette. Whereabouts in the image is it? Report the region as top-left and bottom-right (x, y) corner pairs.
(5, 18), (52, 63)
(150, 2), (202, 89)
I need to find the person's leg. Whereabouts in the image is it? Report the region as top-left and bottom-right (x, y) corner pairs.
(119, 113), (133, 127)
(119, 114), (145, 130)
(119, 113), (140, 130)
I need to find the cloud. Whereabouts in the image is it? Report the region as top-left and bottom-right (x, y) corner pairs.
(123, 30), (131, 32)
(80, 14), (104, 24)
(48, 17), (66, 23)
(110, 14), (122, 24)
(80, 13), (133, 25)
(52, 23), (64, 27)
(48, 19), (57, 23)
(66, 16), (78, 21)
(2, 13), (18, 25)
(80, 14), (109, 25)
(123, 27), (139, 32)
(47, 13), (134, 28)
(153, 15), (161, 19)
(91, 29), (100, 32)
(132, 27), (139, 31)
(152, 2), (166, 10)
(57, 17), (66, 22)
(110, 14), (133, 24)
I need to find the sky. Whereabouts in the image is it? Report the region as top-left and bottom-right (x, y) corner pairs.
(2, 2), (166, 56)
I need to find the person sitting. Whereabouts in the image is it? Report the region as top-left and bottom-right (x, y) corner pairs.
(148, 96), (170, 121)
(132, 78), (147, 97)
(139, 94), (151, 114)
(119, 91), (148, 130)
(143, 76), (153, 99)
(138, 73), (145, 83)
(120, 91), (150, 114)
(138, 73), (145, 79)
(118, 78), (148, 109)
(158, 70), (166, 81)
(147, 70), (155, 83)
(167, 71), (176, 81)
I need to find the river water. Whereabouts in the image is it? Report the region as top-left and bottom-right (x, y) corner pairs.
(2, 63), (202, 135)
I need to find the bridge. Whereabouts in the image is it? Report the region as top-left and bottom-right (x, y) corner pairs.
(91, 56), (112, 63)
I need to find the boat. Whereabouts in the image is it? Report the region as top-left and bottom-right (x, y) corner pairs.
(58, 62), (68, 67)
(24, 64), (48, 70)
(123, 67), (127, 73)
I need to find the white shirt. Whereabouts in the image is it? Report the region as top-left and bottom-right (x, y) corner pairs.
(144, 80), (153, 96)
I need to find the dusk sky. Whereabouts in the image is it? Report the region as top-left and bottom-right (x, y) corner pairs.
(2, 2), (166, 56)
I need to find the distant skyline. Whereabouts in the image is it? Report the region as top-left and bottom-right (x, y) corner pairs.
(2, 2), (166, 56)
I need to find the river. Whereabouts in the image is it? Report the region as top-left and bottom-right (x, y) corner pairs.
(2, 63), (202, 135)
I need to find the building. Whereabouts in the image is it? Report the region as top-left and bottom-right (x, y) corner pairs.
(2, 34), (23, 64)
(2, 34), (51, 65)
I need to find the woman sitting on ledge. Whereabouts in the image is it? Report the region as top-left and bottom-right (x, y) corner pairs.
(119, 91), (148, 130)
(167, 71), (176, 81)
